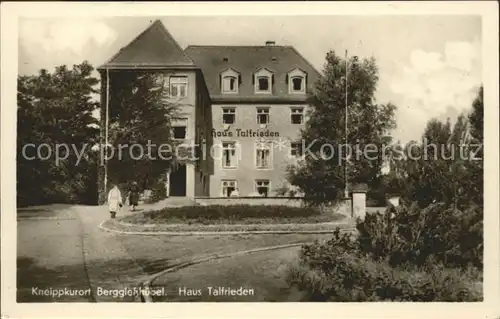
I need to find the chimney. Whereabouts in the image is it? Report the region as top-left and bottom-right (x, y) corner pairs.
(265, 41), (275, 46)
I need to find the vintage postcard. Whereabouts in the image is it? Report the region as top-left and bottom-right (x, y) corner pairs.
(1, 1), (499, 319)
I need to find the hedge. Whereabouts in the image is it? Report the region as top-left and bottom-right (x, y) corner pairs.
(121, 204), (345, 225)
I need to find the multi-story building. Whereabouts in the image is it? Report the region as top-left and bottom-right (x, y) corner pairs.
(97, 20), (321, 200)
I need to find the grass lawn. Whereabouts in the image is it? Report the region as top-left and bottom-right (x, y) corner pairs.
(121, 204), (345, 226)
(150, 246), (305, 302)
(117, 233), (332, 275)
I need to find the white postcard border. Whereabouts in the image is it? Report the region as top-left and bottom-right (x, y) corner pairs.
(1, 2), (499, 319)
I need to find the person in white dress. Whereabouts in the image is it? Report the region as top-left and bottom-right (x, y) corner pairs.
(107, 184), (123, 219)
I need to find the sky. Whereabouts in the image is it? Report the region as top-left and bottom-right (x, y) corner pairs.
(18, 16), (482, 143)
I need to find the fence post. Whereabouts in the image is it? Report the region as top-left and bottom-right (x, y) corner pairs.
(351, 183), (368, 220)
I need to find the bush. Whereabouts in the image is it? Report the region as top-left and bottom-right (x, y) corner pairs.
(285, 202), (483, 301)
(123, 203), (344, 225)
(153, 204), (320, 219)
(149, 179), (168, 203)
(366, 187), (387, 207)
(356, 202), (483, 269)
(287, 240), (482, 301)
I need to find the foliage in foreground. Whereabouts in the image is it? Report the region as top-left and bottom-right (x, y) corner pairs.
(286, 202), (483, 301)
(286, 240), (482, 301)
(357, 202), (483, 269)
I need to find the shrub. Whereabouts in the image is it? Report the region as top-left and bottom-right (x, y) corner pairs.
(356, 202), (483, 269)
(286, 242), (482, 301)
(285, 202), (483, 301)
(149, 180), (167, 203)
(143, 204), (322, 222)
(366, 187), (387, 207)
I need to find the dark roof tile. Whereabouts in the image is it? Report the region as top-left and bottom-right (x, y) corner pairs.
(98, 20), (195, 70)
(184, 45), (322, 100)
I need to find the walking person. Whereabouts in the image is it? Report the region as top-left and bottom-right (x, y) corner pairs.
(107, 184), (123, 219)
(128, 181), (140, 211)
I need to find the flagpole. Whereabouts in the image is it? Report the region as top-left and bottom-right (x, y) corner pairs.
(344, 50), (349, 199)
(104, 68), (110, 195)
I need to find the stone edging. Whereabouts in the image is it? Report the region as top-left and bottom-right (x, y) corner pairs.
(138, 243), (309, 303)
(99, 220), (355, 236)
(117, 220), (345, 228)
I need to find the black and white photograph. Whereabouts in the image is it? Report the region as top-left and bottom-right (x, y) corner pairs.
(1, 2), (499, 319)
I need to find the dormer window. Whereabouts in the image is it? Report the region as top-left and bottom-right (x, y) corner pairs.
(292, 77), (303, 91)
(220, 68), (239, 94)
(254, 68), (273, 94)
(222, 76), (237, 93)
(258, 77), (269, 91)
(287, 68), (306, 94)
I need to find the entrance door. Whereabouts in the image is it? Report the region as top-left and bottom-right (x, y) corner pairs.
(169, 164), (186, 196)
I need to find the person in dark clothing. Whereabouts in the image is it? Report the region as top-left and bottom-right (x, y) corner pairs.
(128, 181), (140, 211)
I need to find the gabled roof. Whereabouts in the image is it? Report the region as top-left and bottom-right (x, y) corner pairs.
(98, 20), (196, 70)
(184, 45), (322, 101)
(287, 67), (307, 75)
(255, 67), (273, 74)
(221, 68), (240, 75)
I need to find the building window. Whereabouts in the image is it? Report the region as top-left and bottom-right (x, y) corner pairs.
(257, 107), (270, 125)
(169, 76), (188, 98)
(255, 141), (272, 169)
(172, 118), (188, 140)
(290, 142), (303, 157)
(291, 77), (304, 92)
(222, 142), (238, 168)
(222, 107), (236, 124)
(257, 77), (269, 92)
(172, 126), (186, 140)
(255, 180), (270, 197)
(287, 68), (307, 94)
(220, 69), (240, 94)
(291, 107), (304, 124)
(222, 180), (237, 197)
(222, 76), (238, 93)
(254, 69), (273, 94)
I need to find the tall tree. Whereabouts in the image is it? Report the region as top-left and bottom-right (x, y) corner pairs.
(106, 71), (181, 198)
(465, 86), (484, 206)
(388, 110), (482, 208)
(286, 51), (396, 205)
(17, 62), (99, 206)
(469, 85), (483, 142)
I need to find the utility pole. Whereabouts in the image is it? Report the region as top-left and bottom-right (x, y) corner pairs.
(104, 68), (110, 195)
(344, 50), (349, 199)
